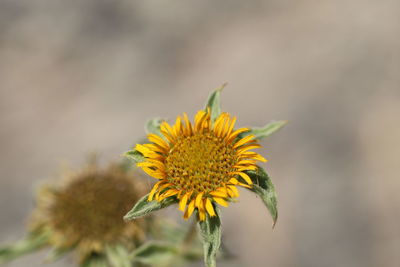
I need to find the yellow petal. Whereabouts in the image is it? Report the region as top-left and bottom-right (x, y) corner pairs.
(135, 144), (164, 161)
(252, 154), (268, 162)
(229, 177), (239, 185)
(216, 116), (228, 137)
(160, 129), (175, 144)
(236, 182), (252, 189)
(197, 199), (206, 221)
(226, 116), (236, 136)
(184, 199), (196, 220)
(228, 177), (251, 188)
(239, 152), (268, 162)
(155, 191), (161, 201)
(235, 159), (257, 166)
(202, 115), (211, 131)
(227, 185), (240, 198)
(137, 161), (165, 172)
(194, 110), (207, 132)
(227, 128), (250, 143)
(158, 189), (179, 201)
(157, 182), (173, 192)
(210, 190), (228, 198)
(135, 144), (150, 155)
(194, 110), (205, 128)
(201, 113), (211, 131)
(143, 143), (166, 154)
(216, 186), (228, 194)
(236, 144), (261, 154)
(213, 197), (229, 207)
(214, 112), (227, 124)
(148, 134), (170, 151)
(160, 121), (176, 141)
(236, 165), (258, 171)
(179, 192), (189, 211)
(195, 192), (204, 207)
(205, 198), (216, 217)
(237, 172), (253, 185)
(148, 181), (163, 201)
(213, 113), (227, 132)
(173, 116), (182, 136)
(220, 115), (232, 138)
(182, 112), (193, 136)
(142, 167), (165, 179)
(233, 134), (255, 149)
(146, 159), (166, 170)
(198, 209), (206, 221)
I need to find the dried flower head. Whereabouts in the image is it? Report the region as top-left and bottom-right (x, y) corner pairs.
(31, 161), (148, 262)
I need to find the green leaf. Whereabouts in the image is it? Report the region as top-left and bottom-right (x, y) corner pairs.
(146, 118), (163, 136)
(123, 150), (145, 164)
(124, 194), (178, 221)
(239, 120), (287, 140)
(0, 230), (50, 264)
(106, 245), (131, 267)
(131, 241), (179, 266)
(245, 167), (278, 227)
(80, 255), (109, 267)
(204, 83), (227, 122)
(198, 207), (221, 267)
(44, 246), (73, 263)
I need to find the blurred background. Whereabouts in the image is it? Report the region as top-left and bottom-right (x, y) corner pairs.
(1, 0), (399, 266)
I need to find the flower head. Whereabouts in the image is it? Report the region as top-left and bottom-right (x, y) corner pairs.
(30, 161), (148, 262)
(135, 110), (267, 221)
(124, 86), (285, 267)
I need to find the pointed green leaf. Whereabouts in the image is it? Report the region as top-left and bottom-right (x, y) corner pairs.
(146, 118), (163, 136)
(239, 120), (287, 140)
(123, 150), (145, 164)
(131, 241), (179, 266)
(0, 230), (50, 264)
(131, 240), (203, 266)
(198, 207), (221, 267)
(124, 194), (178, 221)
(44, 246), (73, 263)
(245, 167), (278, 227)
(204, 84), (227, 122)
(105, 245), (131, 267)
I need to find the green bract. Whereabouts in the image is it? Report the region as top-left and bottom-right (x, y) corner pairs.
(204, 83), (226, 122)
(245, 167), (278, 227)
(124, 194), (178, 220)
(198, 207), (221, 267)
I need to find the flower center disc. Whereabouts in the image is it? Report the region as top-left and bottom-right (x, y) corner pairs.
(165, 132), (237, 194)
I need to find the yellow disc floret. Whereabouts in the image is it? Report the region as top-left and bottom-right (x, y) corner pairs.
(136, 110), (267, 221)
(165, 132), (236, 195)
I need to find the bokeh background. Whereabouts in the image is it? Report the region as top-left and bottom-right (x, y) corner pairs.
(1, 0), (399, 266)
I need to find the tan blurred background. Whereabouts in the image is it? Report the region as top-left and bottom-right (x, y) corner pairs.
(1, 0), (399, 266)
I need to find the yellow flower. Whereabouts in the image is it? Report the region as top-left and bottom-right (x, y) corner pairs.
(30, 162), (148, 262)
(135, 110), (267, 221)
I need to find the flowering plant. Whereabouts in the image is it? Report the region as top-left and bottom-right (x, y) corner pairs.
(124, 85), (286, 267)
